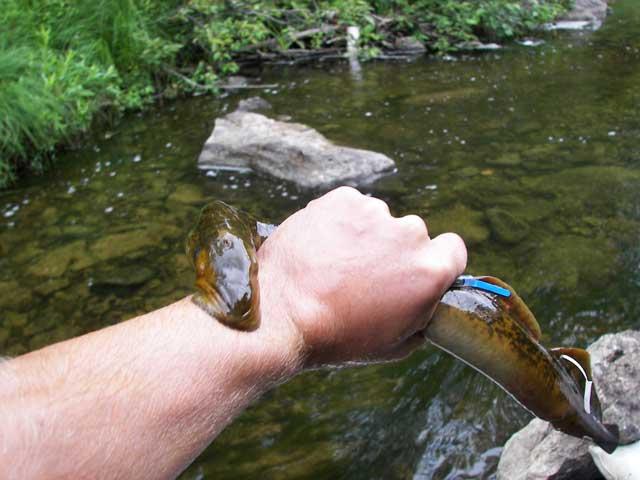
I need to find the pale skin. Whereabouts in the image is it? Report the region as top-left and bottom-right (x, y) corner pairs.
(0, 187), (467, 480)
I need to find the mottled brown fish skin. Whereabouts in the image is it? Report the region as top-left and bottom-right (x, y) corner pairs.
(427, 293), (566, 420)
(185, 201), (265, 331)
(425, 279), (619, 452)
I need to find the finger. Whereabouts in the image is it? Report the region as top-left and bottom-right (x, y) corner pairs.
(423, 232), (467, 292)
(411, 233), (467, 332)
(362, 195), (391, 216)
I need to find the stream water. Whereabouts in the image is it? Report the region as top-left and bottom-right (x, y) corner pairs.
(2, 2), (640, 478)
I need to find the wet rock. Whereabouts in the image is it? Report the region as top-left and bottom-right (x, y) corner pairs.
(13, 241), (43, 265)
(168, 184), (204, 204)
(458, 166), (480, 178)
(404, 87), (483, 105)
(4, 312), (27, 329)
(198, 111), (395, 188)
(558, 0), (608, 27)
(486, 208), (530, 244)
(90, 231), (154, 261)
(89, 224), (180, 262)
(236, 96), (272, 112)
(457, 40), (502, 51)
(524, 234), (615, 292)
(489, 152), (522, 167)
(427, 204), (489, 246)
(523, 167), (640, 218)
(497, 330), (640, 480)
(394, 37), (426, 52)
(5, 343), (27, 356)
(0, 328), (9, 346)
(224, 75), (249, 87)
(0, 281), (32, 310)
(41, 206), (58, 224)
(589, 330), (640, 444)
(92, 265), (155, 289)
(517, 39), (545, 48)
(29, 332), (54, 351)
(27, 240), (92, 277)
(498, 420), (601, 480)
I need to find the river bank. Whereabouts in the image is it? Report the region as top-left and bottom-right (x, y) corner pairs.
(0, 0), (572, 187)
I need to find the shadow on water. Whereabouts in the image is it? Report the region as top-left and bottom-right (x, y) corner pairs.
(2, 1), (640, 478)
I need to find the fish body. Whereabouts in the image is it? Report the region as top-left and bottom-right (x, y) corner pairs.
(185, 201), (270, 330)
(425, 276), (619, 453)
(185, 202), (619, 451)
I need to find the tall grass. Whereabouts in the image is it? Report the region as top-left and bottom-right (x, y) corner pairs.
(0, 0), (178, 186)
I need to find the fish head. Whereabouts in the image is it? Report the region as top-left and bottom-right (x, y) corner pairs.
(186, 201), (261, 330)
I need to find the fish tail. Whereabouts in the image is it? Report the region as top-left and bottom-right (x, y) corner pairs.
(594, 423), (620, 454)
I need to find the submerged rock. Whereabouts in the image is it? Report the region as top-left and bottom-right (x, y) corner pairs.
(0, 328), (9, 347)
(198, 111), (395, 188)
(427, 204), (489, 247)
(497, 330), (640, 480)
(489, 152), (522, 167)
(90, 224), (180, 262)
(486, 208), (530, 244)
(92, 265), (155, 289)
(457, 40), (502, 51)
(236, 96), (272, 112)
(167, 184), (204, 204)
(0, 280), (32, 311)
(27, 240), (92, 277)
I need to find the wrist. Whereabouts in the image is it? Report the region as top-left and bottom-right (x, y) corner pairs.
(183, 294), (305, 389)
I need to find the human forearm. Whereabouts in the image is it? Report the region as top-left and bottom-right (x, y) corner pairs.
(0, 187), (467, 479)
(0, 297), (302, 480)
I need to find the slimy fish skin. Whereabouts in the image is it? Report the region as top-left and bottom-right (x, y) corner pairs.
(425, 276), (619, 453)
(185, 202), (620, 453)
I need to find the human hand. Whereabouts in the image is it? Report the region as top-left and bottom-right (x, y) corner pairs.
(257, 187), (467, 368)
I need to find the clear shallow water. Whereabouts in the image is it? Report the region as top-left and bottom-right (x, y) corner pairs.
(2, 2), (640, 478)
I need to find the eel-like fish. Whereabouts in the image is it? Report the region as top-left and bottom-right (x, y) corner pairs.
(426, 276), (619, 453)
(185, 200), (274, 330)
(186, 201), (619, 452)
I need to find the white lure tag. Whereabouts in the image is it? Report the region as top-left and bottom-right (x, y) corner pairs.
(560, 354), (593, 415)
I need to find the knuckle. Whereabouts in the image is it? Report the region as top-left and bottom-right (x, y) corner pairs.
(416, 253), (454, 285)
(367, 197), (391, 214)
(332, 186), (362, 200)
(399, 214), (428, 237)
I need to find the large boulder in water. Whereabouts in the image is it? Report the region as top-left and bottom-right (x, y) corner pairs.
(197, 111), (395, 188)
(496, 330), (640, 479)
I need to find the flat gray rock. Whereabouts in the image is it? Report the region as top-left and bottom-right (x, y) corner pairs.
(198, 111), (395, 188)
(236, 96), (272, 112)
(549, 0), (609, 30)
(497, 330), (640, 480)
(560, 0), (608, 23)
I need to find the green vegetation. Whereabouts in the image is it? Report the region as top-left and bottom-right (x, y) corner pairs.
(0, 0), (569, 186)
